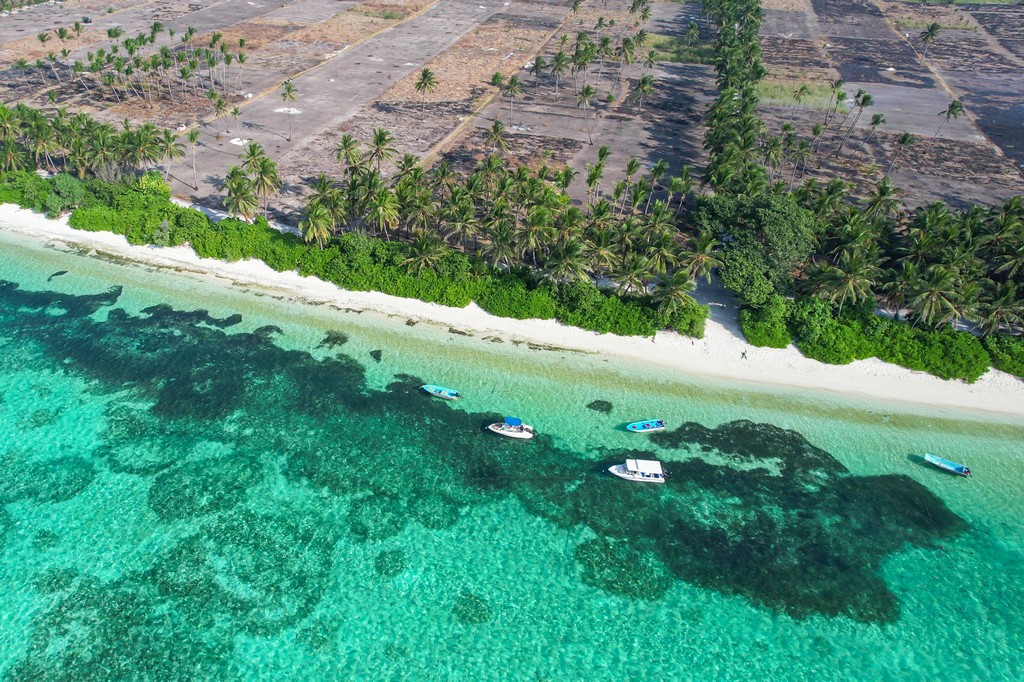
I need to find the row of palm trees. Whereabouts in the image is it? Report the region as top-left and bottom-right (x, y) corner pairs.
(277, 128), (713, 306)
(697, 0), (1022, 334)
(0, 102), (191, 183)
(796, 179), (1024, 334)
(14, 21), (248, 111)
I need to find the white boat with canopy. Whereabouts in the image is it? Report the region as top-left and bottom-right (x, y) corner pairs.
(487, 416), (535, 440)
(608, 458), (668, 484)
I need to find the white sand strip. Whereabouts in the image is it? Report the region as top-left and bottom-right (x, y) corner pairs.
(2, 202), (1022, 419)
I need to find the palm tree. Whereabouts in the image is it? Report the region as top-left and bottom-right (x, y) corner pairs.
(158, 129), (185, 180)
(633, 74), (654, 111)
(679, 232), (721, 283)
(298, 200), (333, 249)
(578, 84), (596, 145)
(809, 250), (881, 316)
(835, 89), (872, 155)
(368, 127), (397, 173)
(484, 120), (509, 153)
(653, 269), (697, 317)
(550, 51), (569, 99)
(280, 79), (297, 141)
(909, 264), (961, 328)
(503, 75), (522, 125)
(919, 22), (941, 57)
(335, 133), (362, 175)
(251, 155), (281, 216)
(401, 232), (446, 274)
(224, 165), (258, 220)
(853, 113), (885, 155)
(932, 99), (965, 142)
(864, 177), (903, 219)
(790, 84), (810, 121)
(528, 56), (547, 89)
(186, 129), (201, 189)
(230, 106), (241, 135)
(414, 67), (437, 111)
(885, 131), (915, 177)
(240, 141), (266, 173)
(366, 186), (400, 239)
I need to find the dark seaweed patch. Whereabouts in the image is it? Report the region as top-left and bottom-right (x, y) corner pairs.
(586, 400), (613, 414)
(319, 331), (350, 348)
(370, 349), (383, 363)
(374, 549), (409, 578)
(451, 591), (491, 624)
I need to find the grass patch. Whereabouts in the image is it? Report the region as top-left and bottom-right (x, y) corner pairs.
(894, 17), (976, 30)
(358, 9), (405, 19)
(756, 81), (843, 111)
(647, 34), (715, 65)
(901, 0), (1017, 4)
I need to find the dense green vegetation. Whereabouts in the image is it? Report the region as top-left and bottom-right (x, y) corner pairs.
(0, 168), (706, 338)
(697, 0), (1023, 382)
(0, 0), (1020, 383)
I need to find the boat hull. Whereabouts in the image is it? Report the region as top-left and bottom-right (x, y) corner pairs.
(421, 385), (460, 400)
(608, 464), (666, 483)
(487, 422), (534, 439)
(627, 420), (666, 433)
(924, 453), (971, 477)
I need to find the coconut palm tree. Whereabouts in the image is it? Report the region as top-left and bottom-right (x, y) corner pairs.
(932, 99), (965, 142)
(414, 67), (437, 111)
(653, 269), (697, 316)
(884, 131), (915, 178)
(503, 75), (522, 125)
(251, 155), (281, 217)
(919, 22), (941, 57)
(224, 165), (258, 220)
(835, 89), (872, 155)
(853, 113), (885, 156)
(368, 127), (397, 173)
(484, 119), (509, 154)
(401, 232), (446, 274)
(280, 79), (297, 141)
(633, 74), (654, 111)
(298, 200), (333, 249)
(158, 129), (185, 180)
(185, 128), (201, 189)
(550, 50), (569, 99)
(528, 56), (547, 89)
(335, 133), (362, 176)
(578, 84), (596, 145)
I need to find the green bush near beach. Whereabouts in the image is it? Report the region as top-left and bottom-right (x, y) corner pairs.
(0, 171), (706, 339)
(983, 334), (1024, 379)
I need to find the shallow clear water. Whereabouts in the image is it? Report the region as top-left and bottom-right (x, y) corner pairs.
(0, 230), (1022, 680)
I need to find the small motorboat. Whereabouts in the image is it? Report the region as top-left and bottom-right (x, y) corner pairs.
(924, 453), (971, 477)
(626, 419), (666, 433)
(487, 416), (535, 440)
(609, 458), (668, 484)
(421, 384), (461, 401)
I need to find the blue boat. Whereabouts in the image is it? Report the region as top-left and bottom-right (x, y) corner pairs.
(421, 384), (461, 401)
(924, 453), (971, 477)
(627, 419), (666, 433)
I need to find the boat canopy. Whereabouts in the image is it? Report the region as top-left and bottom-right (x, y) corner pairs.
(626, 459), (664, 475)
(504, 417), (523, 427)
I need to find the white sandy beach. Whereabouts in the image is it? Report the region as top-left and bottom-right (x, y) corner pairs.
(2, 202), (1023, 419)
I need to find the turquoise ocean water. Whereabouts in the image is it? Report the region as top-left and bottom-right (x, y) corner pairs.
(0, 228), (1022, 680)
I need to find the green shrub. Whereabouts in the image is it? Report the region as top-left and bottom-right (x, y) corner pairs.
(476, 275), (556, 320)
(739, 294), (790, 348)
(665, 300), (708, 338)
(864, 317), (990, 383)
(787, 297), (871, 365)
(983, 334), (1024, 379)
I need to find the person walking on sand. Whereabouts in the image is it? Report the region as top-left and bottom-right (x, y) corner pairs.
(741, 351), (747, 360)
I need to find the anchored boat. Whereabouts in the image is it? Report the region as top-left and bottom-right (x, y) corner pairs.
(626, 419), (666, 433)
(487, 416), (535, 440)
(609, 458), (669, 484)
(421, 384), (461, 401)
(924, 453), (971, 477)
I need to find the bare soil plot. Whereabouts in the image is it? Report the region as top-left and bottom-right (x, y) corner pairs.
(967, 5), (1024, 60)
(380, 17), (556, 104)
(921, 27), (1019, 72)
(825, 36), (934, 88)
(761, 37), (833, 73)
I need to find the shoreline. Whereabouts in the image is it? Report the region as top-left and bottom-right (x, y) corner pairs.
(2, 202), (1023, 420)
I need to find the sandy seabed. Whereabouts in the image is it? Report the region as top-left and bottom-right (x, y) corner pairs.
(2, 202), (1022, 420)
